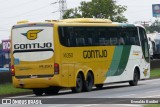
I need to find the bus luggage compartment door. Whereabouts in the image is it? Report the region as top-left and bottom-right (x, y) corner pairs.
(61, 64), (75, 87)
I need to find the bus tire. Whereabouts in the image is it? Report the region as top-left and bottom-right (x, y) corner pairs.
(45, 87), (60, 95)
(129, 69), (139, 86)
(33, 89), (43, 96)
(83, 72), (94, 92)
(71, 73), (83, 93)
(95, 84), (103, 89)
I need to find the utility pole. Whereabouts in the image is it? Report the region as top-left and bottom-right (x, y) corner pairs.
(135, 21), (151, 27)
(51, 0), (67, 19)
(59, 0), (67, 19)
(140, 21), (151, 27)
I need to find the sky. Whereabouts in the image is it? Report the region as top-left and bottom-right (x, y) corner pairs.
(0, 0), (160, 43)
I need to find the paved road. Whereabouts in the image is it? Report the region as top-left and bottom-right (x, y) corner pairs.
(1, 78), (160, 107)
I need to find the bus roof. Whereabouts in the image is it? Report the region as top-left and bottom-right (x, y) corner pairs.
(15, 18), (112, 25)
(59, 18), (112, 23)
(15, 18), (145, 28)
(58, 18), (146, 28)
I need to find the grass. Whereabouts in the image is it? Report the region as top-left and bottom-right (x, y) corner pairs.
(144, 104), (160, 107)
(0, 83), (31, 95)
(150, 69), (160, 78)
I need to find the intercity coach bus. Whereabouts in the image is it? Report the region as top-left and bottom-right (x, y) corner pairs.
(11, 18), (150, 96)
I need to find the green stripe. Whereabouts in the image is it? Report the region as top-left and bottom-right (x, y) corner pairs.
(106, 46), (131, 77)
(115, 45), (131, 75)
(107, 46), (123, 76)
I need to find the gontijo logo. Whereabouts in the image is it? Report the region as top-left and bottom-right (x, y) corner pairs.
(21, 29), (43, 40)
(13, 29), (54, 54)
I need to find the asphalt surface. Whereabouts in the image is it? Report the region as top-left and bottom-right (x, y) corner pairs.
(1, 78), (160, 107)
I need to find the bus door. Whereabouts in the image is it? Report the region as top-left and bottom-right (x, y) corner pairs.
(138, 27), (150, 77)
(61, 64), (75, 87)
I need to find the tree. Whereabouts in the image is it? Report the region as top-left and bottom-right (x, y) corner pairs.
(63, 0), (128, 23)
(146, 19), (160, 33)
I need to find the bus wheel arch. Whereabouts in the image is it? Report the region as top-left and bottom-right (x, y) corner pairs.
(129, 66), (140, 86)
(71, 71), (84, 93)
(83, 70), (94, 92)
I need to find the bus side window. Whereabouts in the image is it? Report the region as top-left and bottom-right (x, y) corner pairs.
(99, 38), (105, 46)
(59, 27), (68, 46)
(67, 39), (70, 46)
(105, 39), (110, 45)
(139, 27), (149, 62)
(76, 38), (85, 46)
(110, 37), (117, 45)
(88, 38), (92, 46)
(69, 29), (77, 47)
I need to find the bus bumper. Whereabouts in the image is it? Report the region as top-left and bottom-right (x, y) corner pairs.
(12, 75), (60, 89)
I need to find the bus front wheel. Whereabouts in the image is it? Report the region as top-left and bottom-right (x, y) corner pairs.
(71, 73), (83, 93)
(129, 69), (139, 86)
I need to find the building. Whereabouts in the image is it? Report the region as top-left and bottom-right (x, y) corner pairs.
(0, 40), (10, 68)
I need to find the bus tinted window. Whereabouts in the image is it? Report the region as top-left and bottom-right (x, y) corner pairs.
(59, 26), (140, 47)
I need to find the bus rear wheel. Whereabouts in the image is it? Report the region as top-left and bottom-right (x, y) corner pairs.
(33, 89), (44, 96)
(129, 69), (139, 86)
(71, 73), (83, 93)
(83, 72), (94, 92)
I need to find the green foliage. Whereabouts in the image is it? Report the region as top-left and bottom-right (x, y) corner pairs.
(63, 8), (81, 19)
(150, 69), (160, 78)
(63, 0), (128, 23)
(146, 20), (160, 33)
(0, 83), (31, 95)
